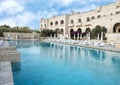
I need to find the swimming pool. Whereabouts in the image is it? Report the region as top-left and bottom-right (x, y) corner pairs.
(12, 40), (120, 85)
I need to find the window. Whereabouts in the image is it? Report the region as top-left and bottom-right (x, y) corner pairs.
(55, 21), (58, 25)
(87, 17), (90, 22)
(116, 11), (120, 14)
(116, 6), (120, 9)
(60, 20), (64, 24)
(91, 16), (95, 19)
(50, 22), (53, 25)
(97, 15), (101, 19)
(44, 24), (46, 27)
(78, 19), (81, 23)
(71, 20), (74, 24)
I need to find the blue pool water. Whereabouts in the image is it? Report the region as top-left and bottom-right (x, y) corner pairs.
(11, 40), (120, 85)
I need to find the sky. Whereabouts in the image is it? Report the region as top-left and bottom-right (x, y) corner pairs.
(0, 0), (116, 30)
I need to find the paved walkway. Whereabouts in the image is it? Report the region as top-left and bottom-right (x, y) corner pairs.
(48, 41), (120, 53)
(0, 61), (14, 85)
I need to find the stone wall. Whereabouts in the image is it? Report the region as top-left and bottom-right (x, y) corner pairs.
(106, 33), (120, 48)
(3, 32), (40, 40)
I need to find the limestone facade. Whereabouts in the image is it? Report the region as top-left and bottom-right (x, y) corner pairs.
(40, 0), (120, 38)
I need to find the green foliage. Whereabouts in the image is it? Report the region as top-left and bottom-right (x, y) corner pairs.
(0, 25), (33, 37)
(40, 29), (57, 37)
(91, 25), (107, 40)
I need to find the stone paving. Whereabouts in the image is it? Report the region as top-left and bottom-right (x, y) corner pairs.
(0, 61), (14, 85)
(0, 51), (20, 62)
(0, 40), (20, 85)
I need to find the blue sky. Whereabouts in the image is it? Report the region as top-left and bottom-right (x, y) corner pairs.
(0, 0), (116, 30)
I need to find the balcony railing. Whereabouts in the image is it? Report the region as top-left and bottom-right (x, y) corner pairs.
(76, 23), (82, 27)
(68, 23), (74, 27)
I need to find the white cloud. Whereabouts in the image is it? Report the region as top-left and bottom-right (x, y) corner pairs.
(0, 0), (116, 29)
(15, 12), (36, 26)
(0, 12), (36, 27)
(0, 9), (58, 29)
(51, 0), (80, 5)
(0, 0), (24, 15)
(0, 17), (16, 27)
(51, 0), (116, 6)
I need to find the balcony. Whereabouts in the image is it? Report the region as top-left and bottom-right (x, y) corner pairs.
(84, 22), (92, 27)
(68, 23), (74, 27)
(76, 23), (82, 27)
(60, 24), (64, 27)
(49, 25), (53, 28)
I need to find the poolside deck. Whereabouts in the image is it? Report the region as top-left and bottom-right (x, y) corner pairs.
(44, 39), (120, 53)
(0, 61), (14, 85)
(0, 40), (20, 85)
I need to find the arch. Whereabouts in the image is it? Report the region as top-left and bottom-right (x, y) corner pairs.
(77, 28), (82, 33)
(77, 28), (82, 40)
(70, 29), (74, 32)
(50, 22), (53, 25)
(61, 29), (63, 32)
(70, 29), (74, 39)
(60, 20), (64, 24)
(78, 18), (81, 23)
(85, 28), (91, 33)
(87, 17), (90, 22)
(71, 20), (74, 24)
(55, 21), (58, 25)
(113, 23), (120, 33)
(61, 29), (64, 34)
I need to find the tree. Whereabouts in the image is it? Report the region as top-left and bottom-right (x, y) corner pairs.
(0, 25), (33, 37)
(40, 29), (57, 37)
(91, 25), (107, 40)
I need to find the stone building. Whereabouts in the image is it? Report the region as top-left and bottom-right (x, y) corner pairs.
(40, 0), (120, 43)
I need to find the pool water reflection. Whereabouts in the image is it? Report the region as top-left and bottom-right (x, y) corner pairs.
(12, 40), (120, 85)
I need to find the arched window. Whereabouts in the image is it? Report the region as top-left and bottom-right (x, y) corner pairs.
(113, 23), (120, 33)
(71, 20), (74, 24)
(116, 11), (120, 14)
(55, 21), (58, 25)
(97, 15), (101, 19)
(116, 6), (120, 9)
(44, 24), (46, 27)
(60, 20), (64, 25)
(91, 16), (95, 19)
(78, 19), (81, 23)
(50, 22), (53, 25)
(87, 17), (90, 22)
